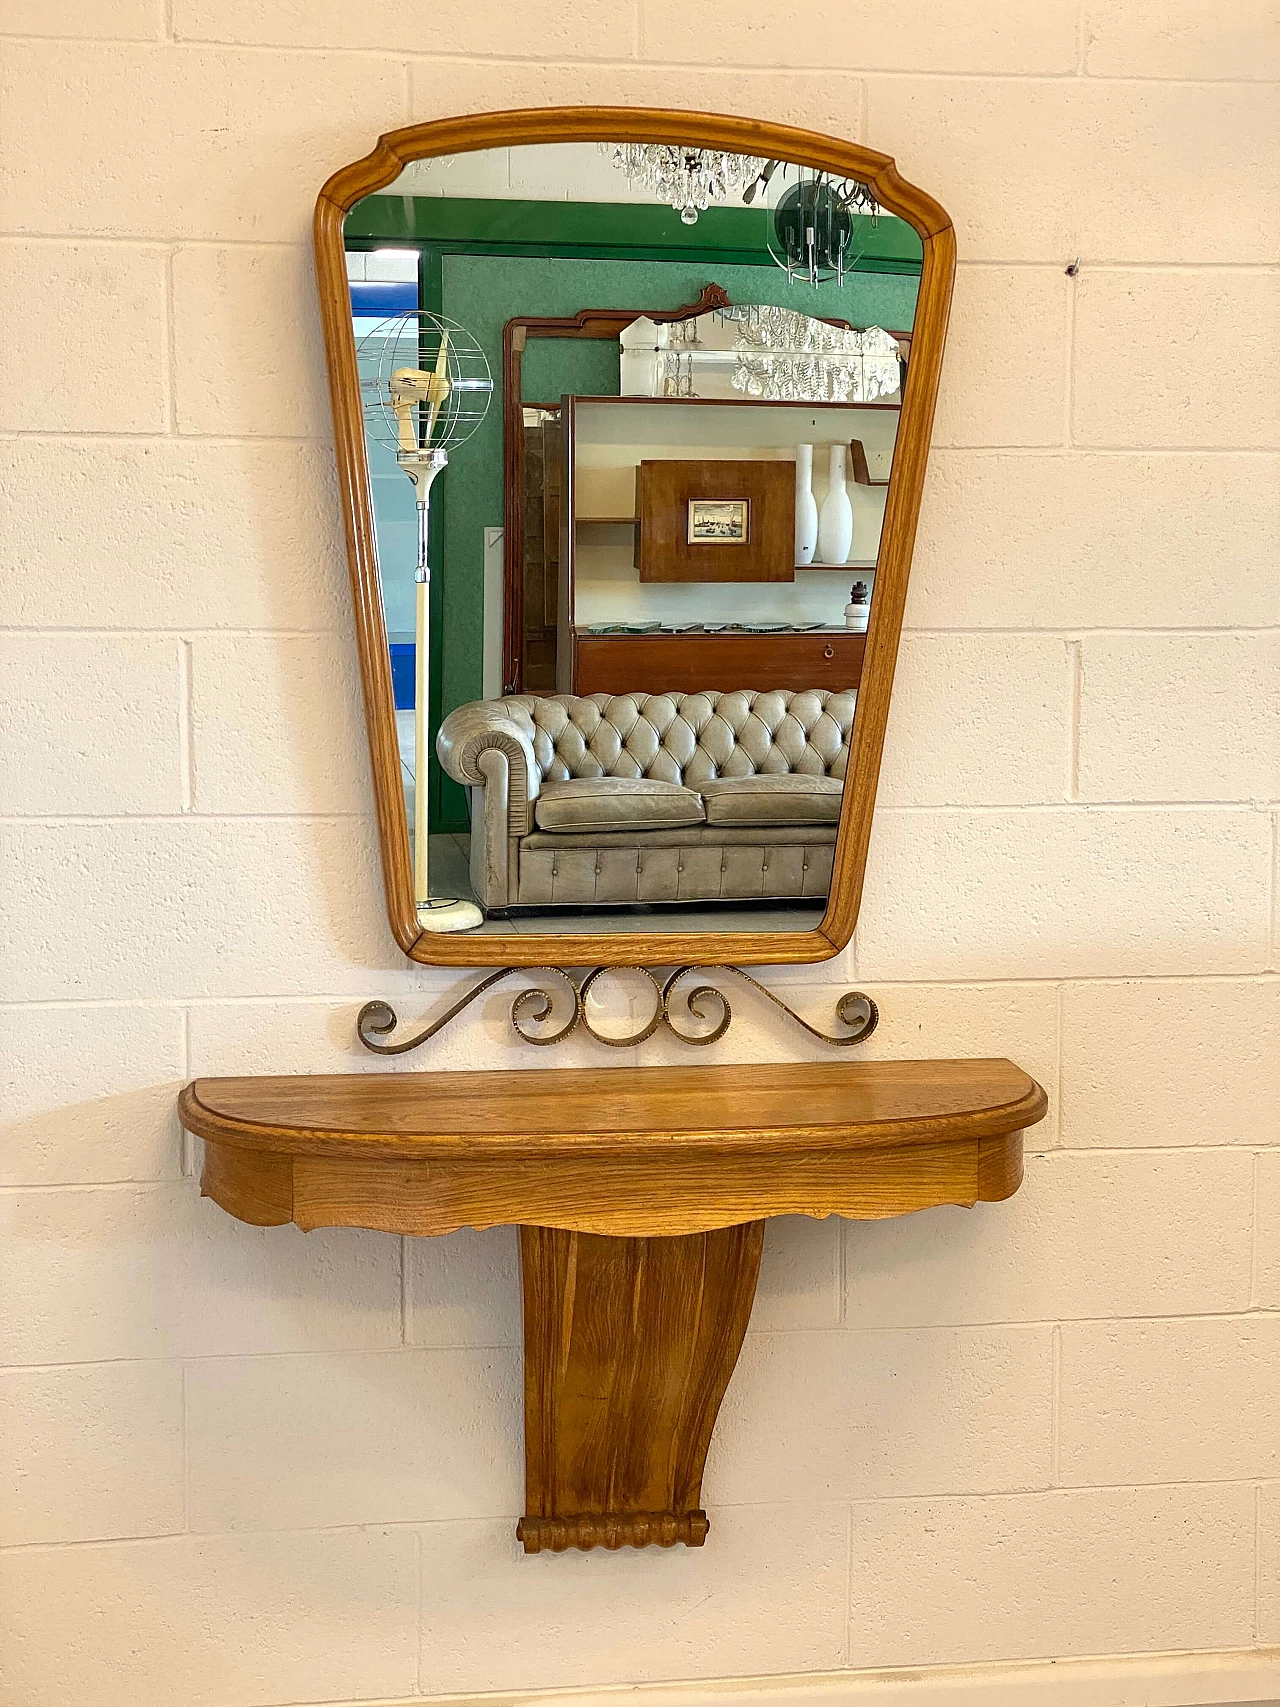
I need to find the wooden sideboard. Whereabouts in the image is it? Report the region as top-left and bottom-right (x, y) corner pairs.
(572, 628), (866, 695)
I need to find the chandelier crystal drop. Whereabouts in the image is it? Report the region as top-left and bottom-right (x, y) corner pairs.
(599, 142), (766, 223)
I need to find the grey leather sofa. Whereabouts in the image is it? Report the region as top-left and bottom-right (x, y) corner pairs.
(435, 688), (855, 913)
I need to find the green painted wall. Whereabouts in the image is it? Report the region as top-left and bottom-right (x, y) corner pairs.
(348, 196), (924, 273)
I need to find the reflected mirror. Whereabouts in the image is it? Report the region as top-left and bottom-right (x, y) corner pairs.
(318, 112), (952, 966)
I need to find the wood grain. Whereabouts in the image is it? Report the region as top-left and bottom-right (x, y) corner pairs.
(181, 1058), (1044, 1238)
(312, 106), (955, 970)
(634, 460), (795, 583)
(518, 1222), (761, 1556)
(519, 414), (563, 691)
(518, 1221), (762, 1552)
(572, 629), (865, 696)
(256, 1134), (1019, 1238)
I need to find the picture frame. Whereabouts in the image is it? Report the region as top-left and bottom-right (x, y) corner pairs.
(688, 499), (750, 544)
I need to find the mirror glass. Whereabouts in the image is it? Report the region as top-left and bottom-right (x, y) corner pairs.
(345, 141), (922, 938)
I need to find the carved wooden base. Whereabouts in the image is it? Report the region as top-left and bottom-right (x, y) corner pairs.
(517, 1221), (764, 1554)
(518, 1511), (709, 1554)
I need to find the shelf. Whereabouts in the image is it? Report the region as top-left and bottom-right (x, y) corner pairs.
(580, 625), (858, 636)
(181, 1058), (1043, 1238)
(576, 520), (884, 535)
(796, 558), (879, 571)
(180, 1058), (1045, 1555)
(590, 394), (902, 412)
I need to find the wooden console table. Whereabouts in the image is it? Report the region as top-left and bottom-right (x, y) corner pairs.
(180, 1059), (1046, 1555)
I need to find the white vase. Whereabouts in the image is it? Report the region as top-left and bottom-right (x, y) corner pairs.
(794, 443), (818, 567)
(816, 442), (854, 566)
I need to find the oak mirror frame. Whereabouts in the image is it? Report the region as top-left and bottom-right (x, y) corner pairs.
(314, 106), (955, 969)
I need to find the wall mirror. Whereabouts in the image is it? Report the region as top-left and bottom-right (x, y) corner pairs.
(315, 108), (953, 968)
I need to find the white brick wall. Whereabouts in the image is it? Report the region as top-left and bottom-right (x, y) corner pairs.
(845, 1484), (1257, 1667)
(0, 3), (1276, 1703)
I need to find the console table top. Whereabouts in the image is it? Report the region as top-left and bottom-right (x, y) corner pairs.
(179, 1059), (1047, 1239)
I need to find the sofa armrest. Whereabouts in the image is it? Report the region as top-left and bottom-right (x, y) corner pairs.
(435, 700), (541, 837)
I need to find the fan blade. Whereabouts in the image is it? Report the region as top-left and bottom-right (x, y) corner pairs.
(424, 330), (450, 446)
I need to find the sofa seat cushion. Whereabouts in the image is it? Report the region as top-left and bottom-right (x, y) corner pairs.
(533, 776), (705, 834)
(700, 773), (845, 827)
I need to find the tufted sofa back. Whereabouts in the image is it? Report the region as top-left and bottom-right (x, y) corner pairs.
(498, 690), (856, 788)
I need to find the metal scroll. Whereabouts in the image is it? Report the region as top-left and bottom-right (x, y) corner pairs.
(357, 966), (878, 1056)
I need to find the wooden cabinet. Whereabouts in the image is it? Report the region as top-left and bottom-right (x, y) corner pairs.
(558, 395), (895, 693)
(635, 458), (796, 583)
(573, 628), (865, 696)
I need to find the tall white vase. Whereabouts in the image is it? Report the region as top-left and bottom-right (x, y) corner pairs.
(816, 442), (854, 566)
(794, 443), (819, 567)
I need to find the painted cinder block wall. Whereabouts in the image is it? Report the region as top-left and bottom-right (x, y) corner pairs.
(0, 2), (1277, 1702)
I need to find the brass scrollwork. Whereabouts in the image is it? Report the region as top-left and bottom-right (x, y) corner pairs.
(357, 966), (877, 1057)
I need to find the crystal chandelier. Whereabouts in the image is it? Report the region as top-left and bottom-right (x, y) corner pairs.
(599, 142), (766, 224)
(619, 306), (902, 405)
(727, 306), (901, 402)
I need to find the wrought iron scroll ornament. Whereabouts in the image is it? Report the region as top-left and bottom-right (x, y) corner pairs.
(357, 966), (878, 1056)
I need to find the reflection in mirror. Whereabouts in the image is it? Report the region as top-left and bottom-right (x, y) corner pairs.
(345, 142), (921, 938)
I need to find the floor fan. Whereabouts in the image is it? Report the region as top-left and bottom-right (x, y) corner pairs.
(359, 312), (493, 931)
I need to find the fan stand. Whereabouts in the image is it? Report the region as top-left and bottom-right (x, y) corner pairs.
(399, 446), (484, 934)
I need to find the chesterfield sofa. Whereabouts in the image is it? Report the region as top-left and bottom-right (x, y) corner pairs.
(435, 688), (855, 913)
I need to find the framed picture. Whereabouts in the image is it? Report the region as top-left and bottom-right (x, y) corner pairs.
(634, 460), (794, 583)
(688, 498), (749, 544)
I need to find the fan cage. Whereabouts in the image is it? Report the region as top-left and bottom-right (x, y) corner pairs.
(358, 311), (493, 454)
